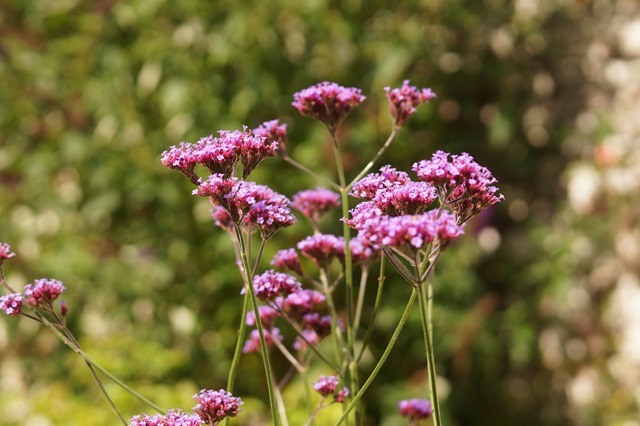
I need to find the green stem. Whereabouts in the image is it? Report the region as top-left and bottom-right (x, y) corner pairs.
(336, 288), (417, 425)
(283, 156), (341, 191)
(347, 128), (398, 190)
(234, 225), (281, 426)
(226, 290), (250, 393)
(417, 283), (442, 426)
(352, 267), (369, 337)
(318, 268), (346, 369)
(356, 257), (386, 363)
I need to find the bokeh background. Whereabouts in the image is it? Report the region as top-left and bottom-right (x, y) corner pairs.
(1, 0), (639, 425)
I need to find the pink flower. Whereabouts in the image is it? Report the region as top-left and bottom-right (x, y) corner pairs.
(313, 375), (339, 397)
(129, 409), (203, 426)
(253, 119), (288, 158)
(350, 165), (412, 200)
(242, 328), (282, 354)
(160, 142), (199, 183)
(244, 201), (296, 239)
(234, 127), (278, 179)
(210, 206), (234, 232)
(292, 187), (341, 226)
(372, 181), (437, 216)
(270, 249), (303, 275)
(335, 387), (349, 403)
(297, 234), (344, 269)
(0, 242), (16, 263)
(0, 293), (22, 316)
(24, 278), (65, 307)
(252, 270), (302, 302)
(245, 305), (279, 328)
(281, 289), (326, 317)
(385, 80), (436, 127)
(193, 389), (243, 425)
(398, 398), (433, 420)
(193, 133), (240, 178)
(292, 82), (365, 132)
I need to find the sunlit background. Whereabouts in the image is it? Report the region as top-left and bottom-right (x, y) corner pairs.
(1, 0), (639, 425)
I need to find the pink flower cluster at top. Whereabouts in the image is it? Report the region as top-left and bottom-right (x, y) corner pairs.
(129, 409), (203, 426)
(397, 398), (433, 420)
(193, 389), (243, 425)
(292, 82), (365, 132)
(385, 80), (436, 127)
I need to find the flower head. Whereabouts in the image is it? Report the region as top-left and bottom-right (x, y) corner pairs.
(193, 133), (240, 178)
(245, 305), (280, 328)
(372, 181), (437, 216)
(242, 328), (282, 353)
(350, 166), (412, 200)
(0, 293), (22, 316)
(193, 389), (243, 425)
(270, 248), (303, 275)
(244, 201), (296, 239)
(292, 82), (365, 132)
(281, 289), (326, 317)
(313, 375), (339, 397)
(0, 242), (16, 264)
(385, 80), (436, 127)
(233, 127), (278, 179)
(129, 409), (203, 426)
(252, 270), (302, 302)
(161, 142), (199, 183)
(335, 387), (350, 403)
(292, 187), (341, 226)
(24, 278), (65, 307)
(253, 119), (288, 157)
(210, 206), (234, 233)
(297, 234), (344, 269)
(398, 398), (433, 420)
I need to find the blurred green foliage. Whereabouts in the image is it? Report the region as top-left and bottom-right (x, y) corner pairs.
(0, 0), (627, 425)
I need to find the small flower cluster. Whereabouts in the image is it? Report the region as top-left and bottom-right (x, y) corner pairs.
(129, 409), (203, 426)
(253, 119), (288, 157)
(350, 165), (411, 199)
(1, 277), (66, 316)
(297, 233), (344, 269)
(397, 398), (433, 421)
(252, 270), (302, 302)
(0, 293), (22, 316)
(193, 389), (243, 425)
(312, 375), (349, 403)
(292, 82), (366, 132)
(291, 187), (341, 227)
(0, 242), (16, 264)
(385, 80), (437, 127)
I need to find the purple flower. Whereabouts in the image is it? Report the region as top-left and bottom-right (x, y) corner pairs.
(313, 375), (339, 397)
(302, 313), (332, 338)
(234, 127), (278, 179)
(161, 142), (199, 183)
(129, 409), (203, 426)
(242, 328), (282, 353)
(291, 187), (341, 226)
(335, 387), (349, 403)
(245, 305), (280, 328)
(350, 165), (412, 200)
(398, 398), (433, 420)
(210, 206), (234, 232)
(281, 289), (326, 317)
(293, 329), (320, 351)
(412, 151), (504, 222)
(297, 234), (344, 269)
(270, 249), (303, 275)
(0, 242), (16, 263)
(343, 236), (380, 265)
(372, 181), (437, 216)
(193, 174), (237, 206)
(24, 278), (65, 307)
(385, 80), (436, 127)
(244, 201), (297, 239)
(193, 389), (243, 425)
(252, 270), (302, 302)
(0, 293), (22, 316)
(343, 202), (384, 234)
(253, 119), (288, 158)
(193, 133), (240, 178)
(292, 82), (366, 132)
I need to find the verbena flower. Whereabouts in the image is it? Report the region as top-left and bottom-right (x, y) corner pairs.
(340, 236), (380, 265)
(0, 293), (22, 316)
(193, 133), (240, 178)
(291, 187), (341, 225)
(372, 181), (437, 216)
(161, 142), (199, 183)
(297, 234), (344, 269)
(243, 201), (297, 239)
(210, 207), (234, 233)
(335, 387), (349, 403)
(252, 270), (302, 302)
(313, 375), (339, 397)
(350, 165), (411, 200)
(301, 313), (332, 338)
(385, 80), (436, 127)
(398, 398), (433, 420)
(242, 328), (282, 354)
(193, 389), (243, 425)
(24, 278), (65, 307)
(245, 305), (280, 328)
(412, 151), (504, 222)
(343, 202), (384, 234)
(129, 409), (203, 426)
(281, 289), (326, 317)
(292, 82), (365, 132)
(193, 174), (237, 206)
(270, 248), (303, 275)
(293, 328), (320, 351)
(234, 127), (278, 179)
(253, 119), (288, 158)
(0, 242), (16, 264)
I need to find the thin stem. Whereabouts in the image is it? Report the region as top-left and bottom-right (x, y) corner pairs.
(272, 335), (306, 374)
(272, 371), (291, 426)
(234, 225), (281, 426)
(318, 268), (346, 369)
(347, 128), (398, 190)
(336, 288), (418, 425)
(226, 290), (250, 394)
(283, 156), (341, 191)
(352, 267), (369, 337)
(417, 283), (442, 426)
(356, 257), (386, 363)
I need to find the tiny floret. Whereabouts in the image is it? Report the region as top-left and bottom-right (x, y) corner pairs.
(0, 293), (23, 316)
(24, 278), (65, 307)
(193, 389), (243, 425)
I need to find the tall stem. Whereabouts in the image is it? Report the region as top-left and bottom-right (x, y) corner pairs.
(352, 267), (369, 337)
(283, 156), (341, 191)
(347, 128), (398, 190)
(356, 257), (386, 363)
(336, 288), (417, 425)
(417, 283), (442, 426)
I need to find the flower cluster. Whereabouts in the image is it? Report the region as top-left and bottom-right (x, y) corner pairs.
(312, 375), (349, 403)
(253, 119), (288, 157)
(350, 165), (411, 200)
(413, 151), (504, 222)
(0, 293), (22, 316)
(397, 398), (433, 421)
(385, 80), (436, 127)
(279, 289), (326, 317)
(129, 409), (203, 426)
(297, 234), (344, 269)
(270, 248), (303, 275)
(0, 242), (16, 264)
(24, 278), (66, 308)
(293, 313), (332, 350)
(245, 305), (279, 328)
(291, 187), (341, 226)
(372, 181), (437, 216)
(242, 328), (283, 354)
(292, 82), (365, 131)
(193, 389), (243, 425)
(252, 270), (302, 302)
